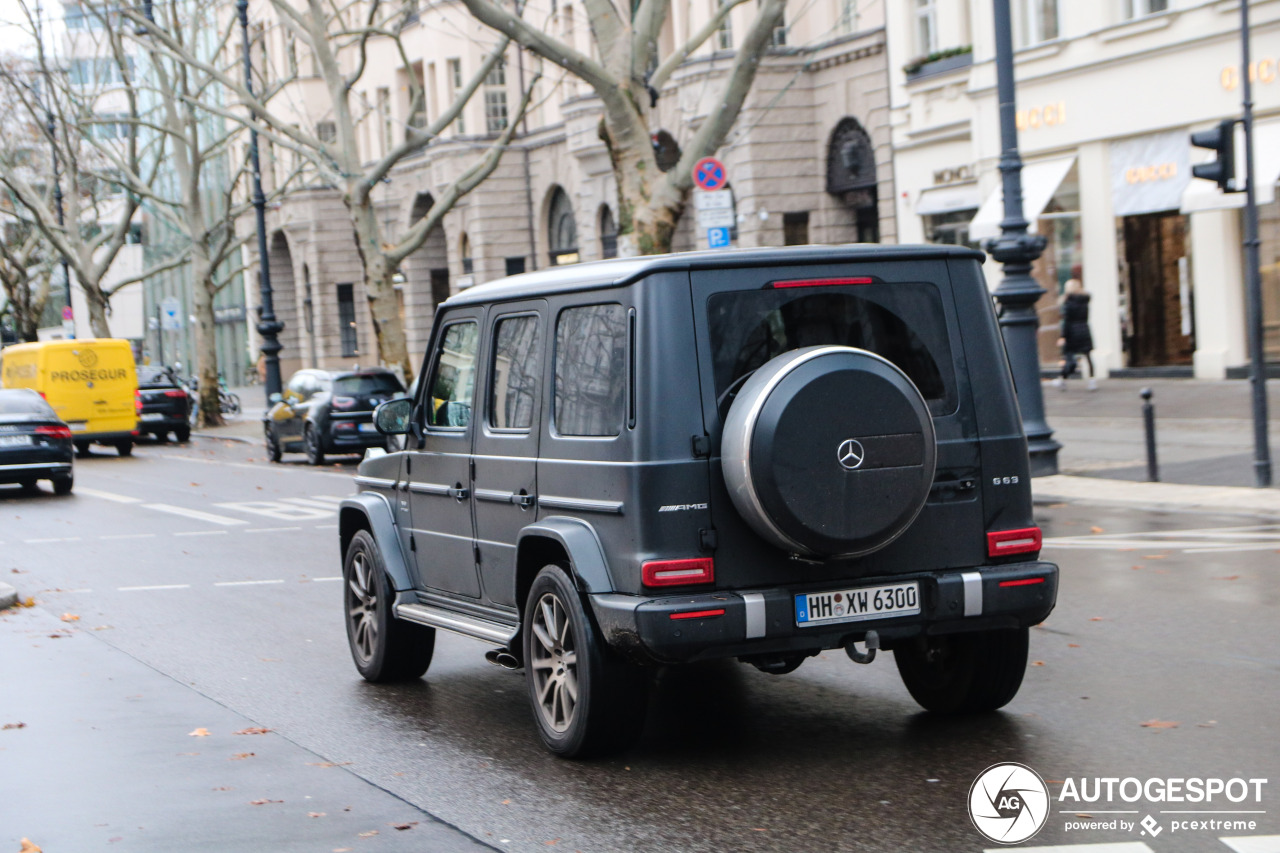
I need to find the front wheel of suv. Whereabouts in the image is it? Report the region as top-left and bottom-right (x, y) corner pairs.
(523, 565), (648, 758)
(894, 628), (1029, 714)
(264, 425), (282, 463)
(343, 530), (435, 682)
(304, 424), (325, 466)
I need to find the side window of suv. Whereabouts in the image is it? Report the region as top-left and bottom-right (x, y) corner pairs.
(489, 315), (541, 430)
(554, 303), (626, 437)
(426, 321), (479, 428)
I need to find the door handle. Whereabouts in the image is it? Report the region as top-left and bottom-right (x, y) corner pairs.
(448, 484), (470, 500)
(512, 492), (535, 508)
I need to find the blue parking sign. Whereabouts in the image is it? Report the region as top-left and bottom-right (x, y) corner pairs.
(707, 227), (731, 249)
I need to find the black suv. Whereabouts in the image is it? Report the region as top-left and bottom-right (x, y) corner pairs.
(135, 366), (192, 443)
(340, 246), (1058, 757)
(265, 368), (404, 464)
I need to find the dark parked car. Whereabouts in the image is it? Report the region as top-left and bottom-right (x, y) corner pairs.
(135, 366), (191, 443)
(0, 388), (74, 494)
(265, 368), (405, 464)
(340, 245), (1059, 758)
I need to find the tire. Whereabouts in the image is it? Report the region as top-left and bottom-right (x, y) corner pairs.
(117, 440), (133, 457)
(304, 424), (325, 465)
(343, 530), (435, 682)
(75, 442), (90, 457)
(223, 393), (241, 416)
(720, 346), (937, 558)
(522, 565), (648, 758)
(18, 478), (38, 493)
(265, 425), (283, 463)
(174, 426), (191, 443)
(894, 628), (1029, 714)
(53, 475), (74, 496)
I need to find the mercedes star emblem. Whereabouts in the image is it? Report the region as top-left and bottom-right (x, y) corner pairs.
(837, 438), (865, 470)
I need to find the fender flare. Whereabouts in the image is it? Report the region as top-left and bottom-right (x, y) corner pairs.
(339, 492), (415, 591)
(517, 516), (614, 594)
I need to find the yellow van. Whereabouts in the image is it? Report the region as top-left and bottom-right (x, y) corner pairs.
(0, 339), (139, 456)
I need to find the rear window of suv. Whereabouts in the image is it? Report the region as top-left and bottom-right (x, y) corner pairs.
(707, 282), (957, 416)
(334, 373), (404, 396)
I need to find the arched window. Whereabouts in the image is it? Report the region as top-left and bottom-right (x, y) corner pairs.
(599, 205), (618, 259)
(826, 118), (880, 243)
(548, 187), (579, 265)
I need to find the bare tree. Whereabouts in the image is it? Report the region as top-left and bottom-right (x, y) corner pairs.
(0, 217), (56, 343)
(459, 0), (785, 254)
(0, 3), (186, 338)
(140, 0), (541, 382)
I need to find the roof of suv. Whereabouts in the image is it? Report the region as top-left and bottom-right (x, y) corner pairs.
(445, 244), (986, 308)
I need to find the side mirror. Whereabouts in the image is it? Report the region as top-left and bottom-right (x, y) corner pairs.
(373, 397), (413, 435)
(268, 392), (283, 405)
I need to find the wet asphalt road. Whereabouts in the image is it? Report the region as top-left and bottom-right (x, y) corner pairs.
(1, 436), (1278, 852)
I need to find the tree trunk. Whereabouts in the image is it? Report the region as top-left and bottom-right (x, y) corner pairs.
(598, 99), (687, 256)
(83, 286), (112, 338)
(190, 251), (224, 428)
(348, 197), (413, 382)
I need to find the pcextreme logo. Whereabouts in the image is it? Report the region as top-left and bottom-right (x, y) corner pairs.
(969, 763), (1051, 844)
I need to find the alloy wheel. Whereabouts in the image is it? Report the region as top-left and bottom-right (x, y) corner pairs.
(347, 551), (378, 665)
(529, 592), (579, 733)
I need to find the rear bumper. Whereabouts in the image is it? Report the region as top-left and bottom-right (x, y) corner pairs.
(71, 431), (136, 444)
(137, 409), (188, 432)
(589, 561), (1058, 665)
(0, 459), (73, 482)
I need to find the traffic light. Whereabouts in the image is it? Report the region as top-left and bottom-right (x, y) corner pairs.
(1190, 119), (1238, 193)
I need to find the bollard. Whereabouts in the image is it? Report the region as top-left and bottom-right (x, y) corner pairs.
(1141, 387), (1159, 482)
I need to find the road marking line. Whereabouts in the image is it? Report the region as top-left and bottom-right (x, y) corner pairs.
(119, 584), (190, 591)
(215, 500), (332, 521)
(312, 577), (342, 582)
(214, 579), (285, 587)
(75, 487), (143, 503)
(243, 526), (303, 534)
(314, 524), (338, 529)
(1221, 836), (1280, 853)
(305, 495), (347, 505)
(173, 530), (228, 537)
(282, 497), (345, 509)
(100, 533), (157, 540)
(24, 537), (82, 544)
(143, 504), (248, 525)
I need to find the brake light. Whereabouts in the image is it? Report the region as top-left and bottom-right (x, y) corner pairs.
(770, 276), (873, 289)
(332, 396), (356, 409)
(669, 609), (725, 620)
(35, 425), (73, 439)
(163, 389), (187, 398)
(135, 389), (142, 414)
(642, 557), (714, 587)
(999, 577), (1046, 588)
(334, 421), (357, 431)
(987, 527), (1043, 557)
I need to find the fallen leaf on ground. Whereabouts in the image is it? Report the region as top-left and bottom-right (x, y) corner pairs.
(20, 839), (42, 852)
(391, 823), (416, 830)
(308, 812), (326, 818)
(1131, 565), (1144, 571)
(234, 727), (271, 735)
(189, 482), (200, 487)
(357, 831), (379, 838)
(230, 753), (255, 760)
(59, 613), (80, 622)
(213, 787), (233, 791)
(1031, 660), (1045, 666)
(1143, 554), (1167, 559)
(501, 799), (511, 805)
(3, 722), (27, 730)
(188, 728), (211, 737)
(47, 633), (67, 639)
(752, 828), (768, 832)
(176, 752), (199, 756)
(1214, 575), (1240, 581)
(17, 597), (35, 608)
(1198, 720), (1218, 728)
(10, 568), (23, 573)
(307, 761), (352, 767)
(1089, 617), (1104, 622)
(249, 799), (283, 805)
(1140, 719), (1179, 729)
(1090, 526), (1104, 534)
(1068, 643), (1080, 648)
(543, 840), (559, 846)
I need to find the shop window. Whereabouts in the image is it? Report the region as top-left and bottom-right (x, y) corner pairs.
(1257, 188), (1280, 360)
(1030, 163), (1083, 366)
(337, 283), (359, 357)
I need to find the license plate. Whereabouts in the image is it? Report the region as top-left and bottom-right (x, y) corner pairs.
(795, 581), (921, 627)
(140, 412), (165, 421)
(0, 435), (31, 447)
(357, 422), (377, 433)
(68, 422), (88, 431)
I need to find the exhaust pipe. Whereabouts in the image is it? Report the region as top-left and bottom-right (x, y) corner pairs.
(485, 648), (521, 670)
(845, 630), (879, 664)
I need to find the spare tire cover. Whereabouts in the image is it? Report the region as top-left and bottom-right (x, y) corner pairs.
(721, 345), (936, 558)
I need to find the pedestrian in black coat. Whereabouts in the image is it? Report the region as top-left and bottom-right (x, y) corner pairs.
(1053, 279), (1097, 390)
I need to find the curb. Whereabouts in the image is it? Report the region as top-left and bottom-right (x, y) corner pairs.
(191, 432), (255, 445)
(0, 581), (17, 610)
(1034, 474), (1280, 517)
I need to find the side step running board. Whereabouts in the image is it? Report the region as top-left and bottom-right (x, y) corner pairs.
(395, 603), (517, 645)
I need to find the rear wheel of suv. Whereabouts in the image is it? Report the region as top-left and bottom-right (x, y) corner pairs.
(264, 425), (283, 463)
(523, 565), (648, 758)
(721, 346), (937, 558)
(344, 530), (435, 682)
(304, 424), (325, 465)
(893, 628), (1029, 714)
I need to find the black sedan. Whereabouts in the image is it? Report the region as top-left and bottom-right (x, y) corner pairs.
(265, 368), (404, 464)
(0, 389), (74, 495)
(135, 366), (192, 443)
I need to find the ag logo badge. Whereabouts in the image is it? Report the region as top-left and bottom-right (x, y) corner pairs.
(969, 762), (1050, 844)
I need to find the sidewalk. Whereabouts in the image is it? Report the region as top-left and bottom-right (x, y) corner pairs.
(0, 606), (492, 852)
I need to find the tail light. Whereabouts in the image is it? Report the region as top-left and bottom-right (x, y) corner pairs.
(334, 421), (357, 431)
(332, 396), (356, 409)
(770, 276), (873, 289)
(642, 557), (714, 587)
(35, 425), (73, 440)
(987, 527), (1042, 558)
(163, 389), (187, 398)
(135, 389), (142, 414)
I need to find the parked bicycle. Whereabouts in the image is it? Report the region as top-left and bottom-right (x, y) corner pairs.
(182, 374), (241, 424)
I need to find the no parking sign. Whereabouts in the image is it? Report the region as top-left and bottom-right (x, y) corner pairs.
(693, 157), (728, 191)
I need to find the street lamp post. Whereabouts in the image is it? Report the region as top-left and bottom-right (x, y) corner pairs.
(985, 0), (1060, 476)
(236, 0), (284, 400)
(47, 111), (73, 338)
